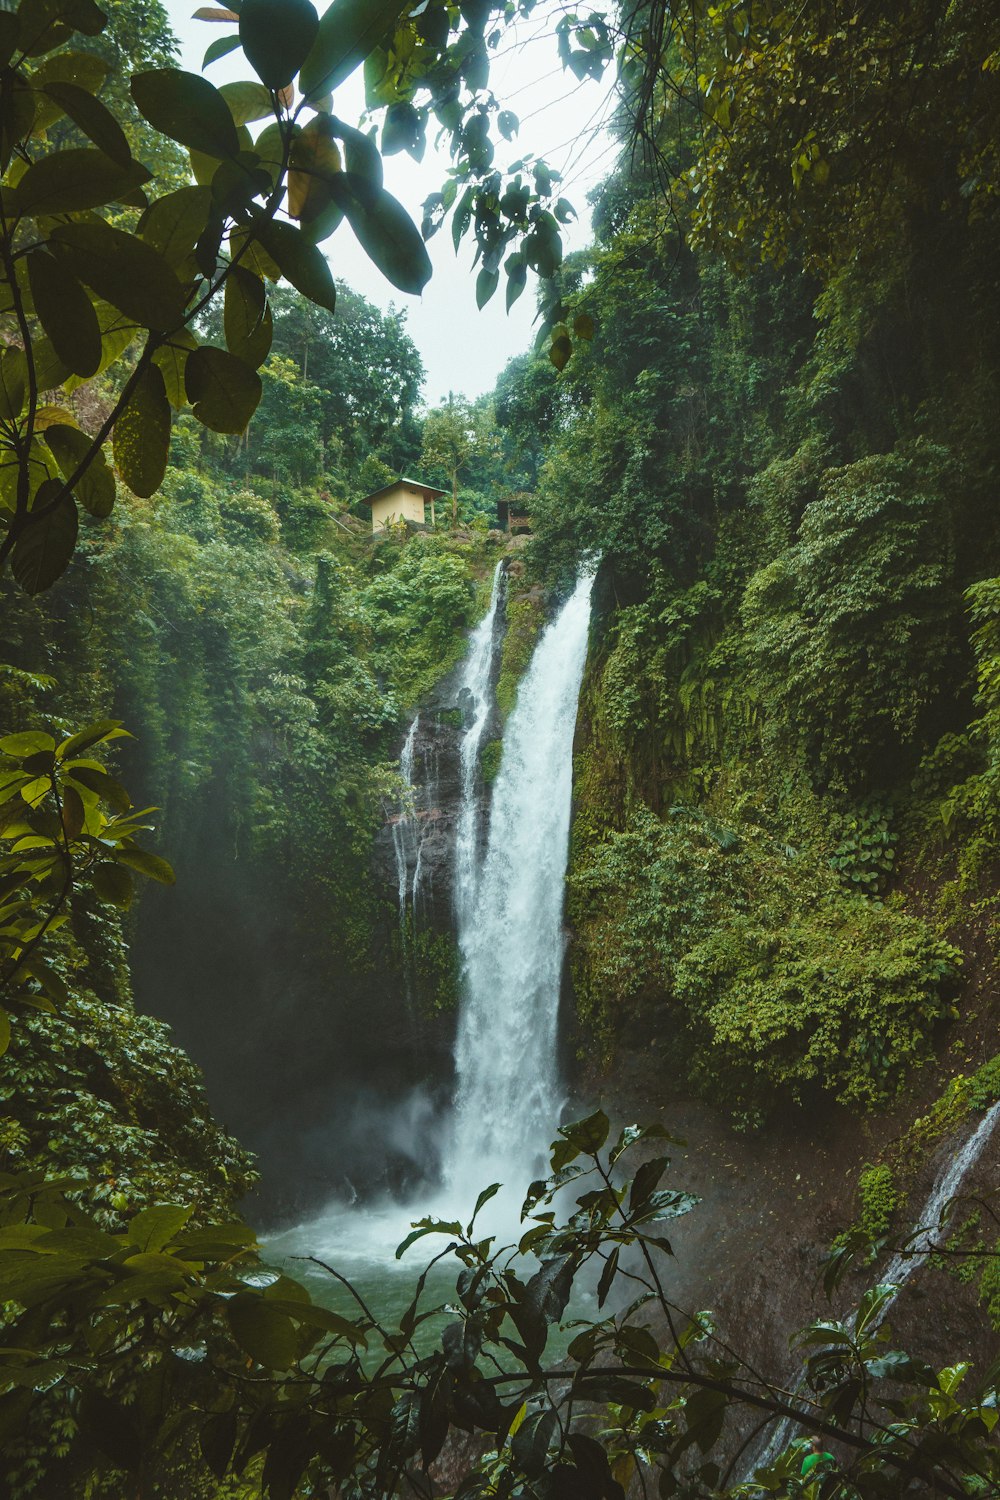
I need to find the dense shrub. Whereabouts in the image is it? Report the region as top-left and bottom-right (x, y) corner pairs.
(743, 442), (962, 786)
(569, 805), (959, 1120)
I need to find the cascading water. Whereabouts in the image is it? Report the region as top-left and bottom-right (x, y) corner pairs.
(877, 1098), (1000, 1298)
(446, 568), (595, 1203)
(390, 715), (421, 1002)
(269, 565), (593, 1282)
(454, 561), (506, 930)
(748, 1100), (1000, 1473)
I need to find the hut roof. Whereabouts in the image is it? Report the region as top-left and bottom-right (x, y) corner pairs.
(360, 477), (447, 507)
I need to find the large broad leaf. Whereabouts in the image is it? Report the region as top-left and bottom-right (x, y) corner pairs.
(13, 147), (150, 214)
(0, 77), (35, 170)
(11, 489), (78, 595)
(224, 265), (271, 365)
(227, 1295), (300, 1369)
(511, 1410), (558, 1480)
(0, 349), (26, 422)
(29, 48), (108, 96)
(299, 0), (400, 101)
(332, 174), (431, 294)
(0, 12), (19, 68)
(0, 729), (54, 755)
(287, 111), (342, 222)
(57, 719), (127, 758)
(239, 0), (317, 89)
(138, 185), (214, 269)
(131, 68), (240, 159)
(128, 1203), (192, 1252)
(559, 1109), (610, 1154)
(117, 848), (175, 883)
(28, 249), (101, 378)
(44, 424), (114, 518)
(77, 1391), (141, 1474)
(250, 119), (289, 189)
(18, 0), (106, 57)
(91, 861), (132, 908)
(219, 78), (274, 124)
(50, 221), (187, 331)
(41, 81), (131, 164)
(331, 113), (382, 185)
(185, 346), (261, 433)
(252, 219), (337, 311)
(153, 332), (198, 408)
(203, 33), (241, 69)
(113, 365), (170, 498)
(200, 1411), (238, 1483)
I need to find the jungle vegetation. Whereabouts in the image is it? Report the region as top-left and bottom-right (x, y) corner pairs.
(2, 0), (1000, 1497)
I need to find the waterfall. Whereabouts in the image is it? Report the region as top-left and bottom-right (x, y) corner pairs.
(271, 566), (593, 1271)
(390, 715), (421, 1002)
(877, 1098), (1000, 1305)
(446, 569), (595, 1201)
(749, 1100), (1000, 1473)
(454, 560), (506, 929)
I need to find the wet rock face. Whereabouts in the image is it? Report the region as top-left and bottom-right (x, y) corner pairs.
(373, 610), (505, 936)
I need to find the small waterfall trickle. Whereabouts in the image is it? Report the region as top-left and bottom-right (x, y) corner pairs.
(390, 716), (421, 1003)
(877, 1096), (1000, 1310)
(749, 1100), (1000, 1473)
(446, 569), (595, 1201)
(454, 560), (506, 929)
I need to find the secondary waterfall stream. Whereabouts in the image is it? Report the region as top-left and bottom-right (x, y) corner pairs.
(454, 560), (506, 929)
(748, 1099), (1000, 1473)
(271, 565), (594, 1278)
(390, 715), (421, 1006)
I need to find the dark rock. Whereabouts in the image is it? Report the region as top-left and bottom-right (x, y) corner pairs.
(373, 584), (507, 938)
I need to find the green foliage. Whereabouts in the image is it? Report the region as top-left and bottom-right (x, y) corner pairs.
(855, 1164), (901, 1242)
(0, 0), (605, 597)
(742, 443), (961, 786)
(251, 355), (324, 485)
(4, 1120), (1000, 1499)
(966, 1053), (1000, 1111)
(479, 736), (503, 785)
(420, 395), (499, 527)
(828, 804), (897, 896)
(2, 974), (255, 1223)
(405, 919), (459, 1014)
(363, 537), (477, 705)
(569, 804), (959, 1119)
(495, 590), (544, 720)
(0, 718), (175, 1048)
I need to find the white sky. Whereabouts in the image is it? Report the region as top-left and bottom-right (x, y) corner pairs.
(164, 1), (619, 406)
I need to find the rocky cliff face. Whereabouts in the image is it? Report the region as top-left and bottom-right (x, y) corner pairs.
(370, 579), (508, 1026)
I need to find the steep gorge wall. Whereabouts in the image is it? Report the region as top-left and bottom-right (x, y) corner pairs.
(561, 562), (1000, 1377)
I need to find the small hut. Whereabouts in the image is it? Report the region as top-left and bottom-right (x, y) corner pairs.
(360, 477), (447, 533)
(497, 495), (532, 533)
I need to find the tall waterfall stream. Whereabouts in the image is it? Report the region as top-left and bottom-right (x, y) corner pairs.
(270, 568), (594, 1318)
